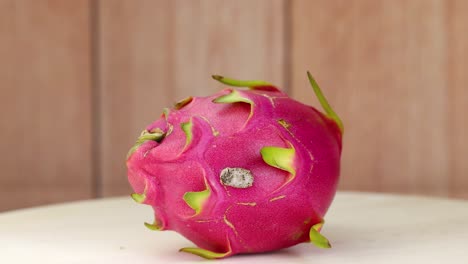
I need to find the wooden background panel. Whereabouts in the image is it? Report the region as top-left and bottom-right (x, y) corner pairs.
(0, 1), (93, 211)
(448, 1), (468, 199)
(1, 0), (465, 212)
(290, 0), (466, 198)
(292, 0), (468, 197)
(98, 0), (286, 196)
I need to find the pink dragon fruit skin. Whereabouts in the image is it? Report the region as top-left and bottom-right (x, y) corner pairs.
(126, 73), (343, 259)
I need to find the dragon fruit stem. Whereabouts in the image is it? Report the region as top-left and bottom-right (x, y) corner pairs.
(212, 75), (271, 88)
(127, 129), (165, 159)
(144, 222), (162, 231)
(306, 71), (344, 134)
(309, 221), (331, 248)
(130, 193), (145, 203)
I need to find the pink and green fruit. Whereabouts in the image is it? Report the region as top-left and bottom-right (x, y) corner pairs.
(126, 72), (343, 259)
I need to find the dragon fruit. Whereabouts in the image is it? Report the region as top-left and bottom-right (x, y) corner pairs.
(126, 72), (343, 259)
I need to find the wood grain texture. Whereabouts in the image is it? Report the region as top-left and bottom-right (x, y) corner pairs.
(0, 1), (93, 211)
(291, 0), (467, 198)
(98, 0), (285, 196)
(447, 1), (468, 199)
(2, 0), (466, 212)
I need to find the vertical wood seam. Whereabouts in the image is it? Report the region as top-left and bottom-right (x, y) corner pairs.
(445, 0), (456, 199)
(90, 0), (102, 198)
(283, 0), (292, 93)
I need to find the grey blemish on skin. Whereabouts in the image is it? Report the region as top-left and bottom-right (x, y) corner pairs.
(220, 168), (254, 188)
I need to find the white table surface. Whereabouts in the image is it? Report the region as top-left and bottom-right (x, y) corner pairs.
(1, 192), (467, 263)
